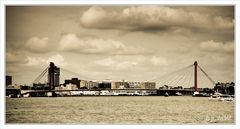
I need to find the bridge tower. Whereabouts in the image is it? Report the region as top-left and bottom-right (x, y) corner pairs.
(194, 61), (198, 91)
(48, 62), (60, 91)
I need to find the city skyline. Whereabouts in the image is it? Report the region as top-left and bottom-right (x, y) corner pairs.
(6, 6), (234, 86)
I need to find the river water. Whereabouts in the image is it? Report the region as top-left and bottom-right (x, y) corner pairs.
(6, 96), (234, 124)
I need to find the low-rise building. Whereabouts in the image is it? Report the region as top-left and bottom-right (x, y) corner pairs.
(86, 80), (98, 89)
(111, 81), (129, 89)
(80, 80), (88, 88)
(99, 80), (111, 89)
(140, 82), (156, 89)
(65, 78), (80, 89)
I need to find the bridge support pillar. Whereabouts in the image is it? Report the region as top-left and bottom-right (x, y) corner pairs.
(48, 62), (60, 91)
(194, 61), (198, 91)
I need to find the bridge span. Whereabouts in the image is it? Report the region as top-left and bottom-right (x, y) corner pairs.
(21, 88), (210, 97)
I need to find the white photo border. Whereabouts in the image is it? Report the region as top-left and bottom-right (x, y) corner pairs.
(0, 1), (239, 129)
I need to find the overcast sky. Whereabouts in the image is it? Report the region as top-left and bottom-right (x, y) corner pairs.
(6, 6), (234, 88)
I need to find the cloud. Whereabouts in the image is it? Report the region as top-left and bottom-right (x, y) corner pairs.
(25, 56), (46, 66)
(150, 56), (168, 66)
(6, 51), (28, 64)
(200, 40), (234, 52)
(93, 55), (168, 70)
(58, 33), (152, 55)
(80, 6), (233, 32)
(94, 57), (138, 70)
(25, 36), (50, 53)
(47, 54), (68, 67)
(25, 54), (68, 67)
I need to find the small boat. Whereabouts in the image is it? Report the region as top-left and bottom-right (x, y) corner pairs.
(209, 92), (234, 101)
(218, 95), (234, 101)
(23, 93), (30, 97)
(209, 94), (221, 101)
(164, 92), (169, 97)
(192, 91), (209, 97)
(175, 92), (182, 96)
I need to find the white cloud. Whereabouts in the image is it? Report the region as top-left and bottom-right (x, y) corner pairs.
(94, 58), (115, 67)
(150, 56), (168, 66)
(25, 37), (50, 53)
(94, 55), (168, 70)
(47, 54), (68, 67)
(58, 33), (151, 55)
(213, 16), (234, 30)
(200, 40), (234, 52)
(80, 6), (233, 31)
(25, 54), (68, 67)
(80, 7), (110, 29)
(6, 51), (27, 64)
(94, 57), (138, 70)
(223, 41), (234, 52)
(25, 56), (46, 66)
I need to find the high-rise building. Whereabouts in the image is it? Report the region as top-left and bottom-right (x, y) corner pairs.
(6, 75), (12, 86)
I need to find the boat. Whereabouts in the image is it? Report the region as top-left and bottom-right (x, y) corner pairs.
(164, 92), (169, 97)
(192, 91), (210, 97)
(23, 93), (30, 97)
(218, 95), (234, 101)
(175, 92), (182, 96)
(208, 93), (221, 101)
(209, 92), (234, 101)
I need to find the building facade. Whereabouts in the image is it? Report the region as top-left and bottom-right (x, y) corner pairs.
(6, 75), (12, 86)
(140, 82), (156, 89)
(111, 81), (130, 89)
(65, 78), (81, 89)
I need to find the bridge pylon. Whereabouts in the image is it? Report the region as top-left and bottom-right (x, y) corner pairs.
(194, 61), (198, 91)
(48, 62), (60, 91)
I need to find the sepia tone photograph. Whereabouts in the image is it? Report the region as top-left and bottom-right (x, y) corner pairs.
(5, 5), (235, 124)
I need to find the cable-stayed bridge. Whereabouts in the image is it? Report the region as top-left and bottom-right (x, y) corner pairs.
(25, 61), (216, 96)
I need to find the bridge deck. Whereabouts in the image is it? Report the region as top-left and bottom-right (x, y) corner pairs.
(22, 88), (196, 93)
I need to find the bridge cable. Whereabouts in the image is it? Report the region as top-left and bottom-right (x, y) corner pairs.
(187, 67), (194, 88)
(32, 67), (49, 84)
(172, 66), (191, 87)
(198, 66), (215, 88)
(197, 65), (215, 85)
(181, 67), (193, 87)
(60, 67), (92, 81)
(159, 65), (192, 87)
(148, 64), (193, 82)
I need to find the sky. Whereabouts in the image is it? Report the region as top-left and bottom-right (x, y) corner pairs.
(6, 6), (234, 88)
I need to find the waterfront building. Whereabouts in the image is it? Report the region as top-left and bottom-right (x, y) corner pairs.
(111, 81), (129, 89)
(6, 75), (12, 86)
(65, 78), (81, 89)
(99, 80), (111, 89)
(6, 85), (20, 98)
(33, 83), (48, 90)
(140, 82), (156, 89)
(66, 83), (78, 90)
(128, 82), (141, 89)
(80, 80), (88, 88)
(86, 80), (98, 89)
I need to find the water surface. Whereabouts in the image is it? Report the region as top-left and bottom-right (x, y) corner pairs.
(6, 96), (234, 124)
